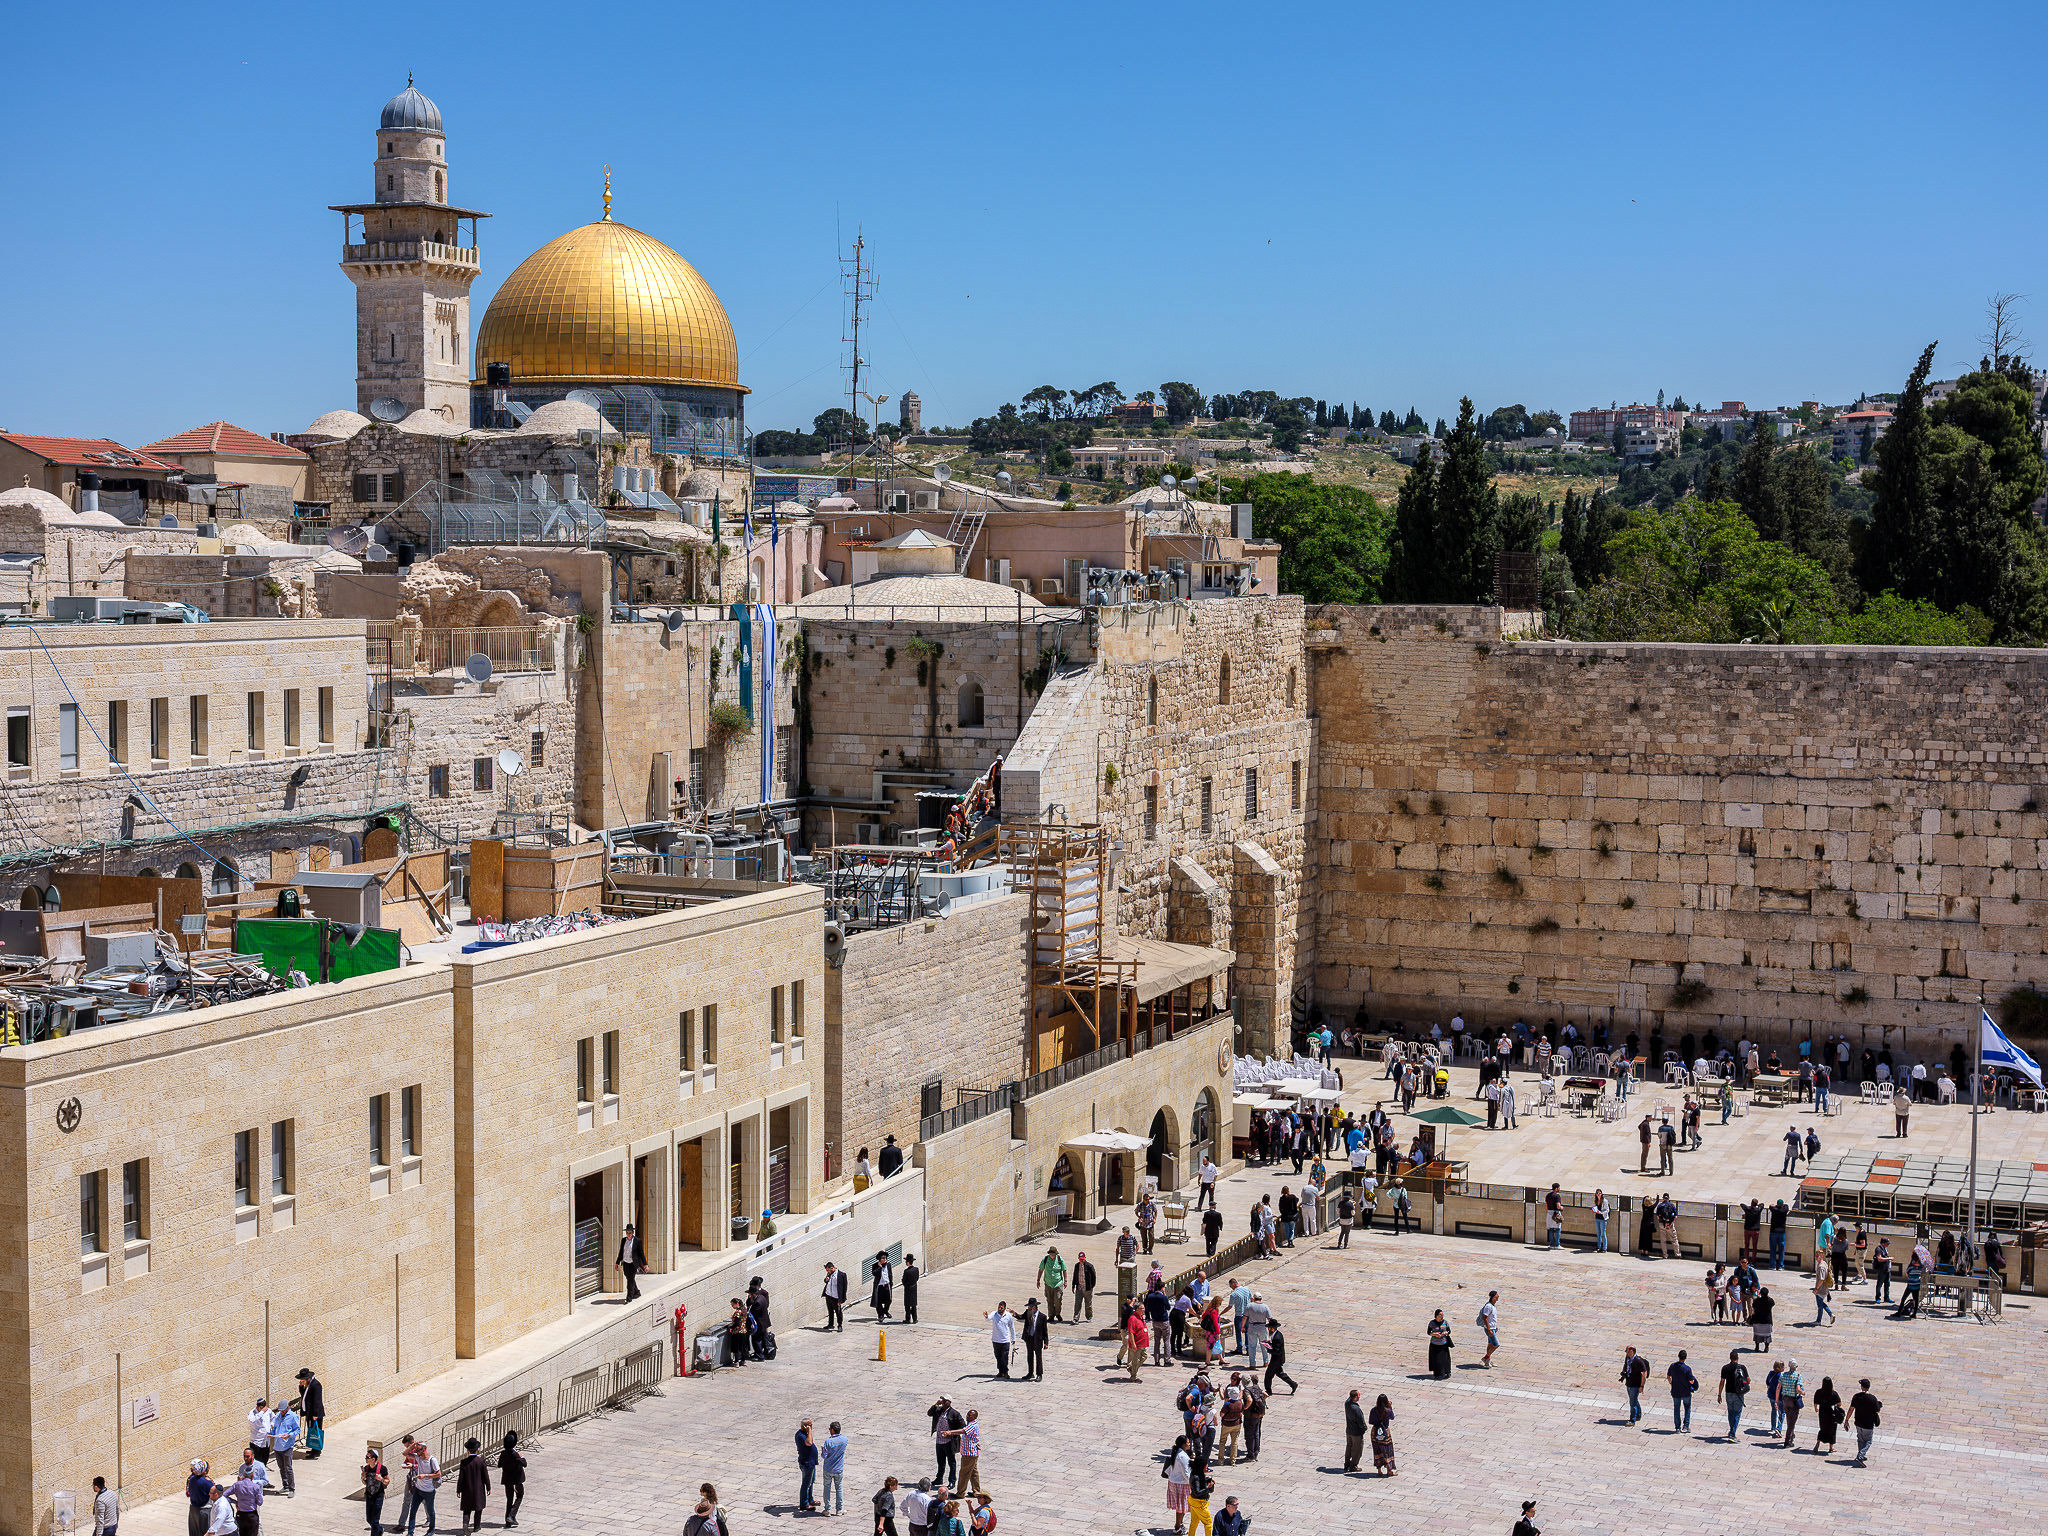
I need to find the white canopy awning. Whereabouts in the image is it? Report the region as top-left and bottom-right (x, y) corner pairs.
(1300, 1086), (1345, 1102)
(1233, 1094), (1290, 1110)
(1062, 1130), (1151, 1153)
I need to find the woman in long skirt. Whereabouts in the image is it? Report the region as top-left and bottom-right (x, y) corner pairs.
(1427, 1310), (1454, 1379)
(1368, 1395), (1397, 1475)
(1165, 1435), (1192, 1536)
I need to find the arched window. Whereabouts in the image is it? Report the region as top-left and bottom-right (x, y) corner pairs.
(136, 867), (160, 880)
(210, 858), (238, 897)
(18, 887), (40, 911)
(1286, 667), (1297, 708)
(958, 680), (985, 729)
(1147, 675), (1158, 726)
(1218, 654), (1232, 705)
(434, 171), (444, 201)
(175, 862), (199, 881)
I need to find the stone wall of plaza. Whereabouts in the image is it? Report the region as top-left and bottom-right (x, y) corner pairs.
(0, 965), (459, 1536)
(912, 1015), (1234, 1272)
(1001, 599), (1315, 1054)
(0, 620), (386, 881)
(1307, 604), (2048, 1055)
(586, 616), (798, 829)
(797, 614), (1083, 838)
(824, 893), (1032, 1167)
(453, 883), (827, 1358)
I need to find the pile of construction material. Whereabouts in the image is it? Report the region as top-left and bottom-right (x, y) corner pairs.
(0, 937), (290, 1045)
(470, 911), (626, 948)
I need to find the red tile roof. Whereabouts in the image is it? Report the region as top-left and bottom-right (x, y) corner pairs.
(0, 432), (178, 472)
(141, 420), (308, 461)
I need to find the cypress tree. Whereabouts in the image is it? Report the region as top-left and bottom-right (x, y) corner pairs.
(1579, 488), (1617, 584)
(1387, 443), (1439, 601)
(1859, 343), (1939, 602)
(1434, 398), (1499, 600)
(1560, 488), (1585, 577)
(1732, 413), (1784, 540)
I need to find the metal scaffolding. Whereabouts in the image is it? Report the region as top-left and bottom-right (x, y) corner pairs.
(1001, 823), (1137, 1074)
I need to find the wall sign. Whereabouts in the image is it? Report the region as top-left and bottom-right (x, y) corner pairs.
(132, 1394), (159, 1428)
(55, 1098), (81, 1134)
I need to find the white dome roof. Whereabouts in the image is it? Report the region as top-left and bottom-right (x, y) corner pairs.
(304, 410), (371, 440)
(793, 572), (1046, 618)
(514, 399), (620, 437)
(398, 409), (466, 438)
(0, 486), (73, 520)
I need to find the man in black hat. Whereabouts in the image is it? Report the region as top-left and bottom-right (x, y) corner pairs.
(616, 1224), (647, 1302)
(293, 1368), (324, 1459)
(878, 1134), (904, 1178)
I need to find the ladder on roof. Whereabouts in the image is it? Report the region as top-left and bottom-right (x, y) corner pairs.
(946, 495), (987, 574)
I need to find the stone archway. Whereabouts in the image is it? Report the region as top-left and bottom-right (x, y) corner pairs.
(1146, 1103), (1182, 1189)
(1189, 1087), (1219, 1172)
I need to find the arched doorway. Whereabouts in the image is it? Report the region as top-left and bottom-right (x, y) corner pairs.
(1190, 1088), (1219, 1172)
(1147, 1107), (1181, 1191)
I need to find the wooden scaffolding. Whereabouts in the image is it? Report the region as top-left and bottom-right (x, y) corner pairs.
(1001, 823), (1139, 1073)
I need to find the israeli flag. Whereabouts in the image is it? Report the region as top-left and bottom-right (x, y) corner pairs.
(1982, 1008), (2044, 1087)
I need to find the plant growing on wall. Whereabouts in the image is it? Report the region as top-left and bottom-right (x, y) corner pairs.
(708, 699), (752, 742)
(708, 641), (724, 698)
(1025, 644), (1068, 695)
(1102, 762), (1120, 790)
(1670, 977), (1711, 1008)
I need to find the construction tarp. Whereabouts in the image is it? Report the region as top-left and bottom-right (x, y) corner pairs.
(1108, 934), (1237, 1002)
(233, 918), (402, 984)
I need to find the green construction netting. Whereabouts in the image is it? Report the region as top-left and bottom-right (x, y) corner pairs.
(234, 919), (324, 981)
(328, 924), (402, 982)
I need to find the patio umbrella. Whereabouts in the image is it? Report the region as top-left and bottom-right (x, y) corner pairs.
(1407, 1103), (1484, 1164)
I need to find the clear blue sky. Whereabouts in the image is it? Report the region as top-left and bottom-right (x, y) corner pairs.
(2, 0), (2040, 447)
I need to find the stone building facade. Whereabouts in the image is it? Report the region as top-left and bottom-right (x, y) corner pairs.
(1307, 606), (2048, 1056)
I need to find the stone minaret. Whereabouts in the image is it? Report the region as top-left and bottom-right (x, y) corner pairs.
(899, 391), (922, 435)
(332, 78), (489, 420)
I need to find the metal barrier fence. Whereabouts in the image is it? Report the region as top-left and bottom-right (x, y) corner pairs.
(367, 623), (547, 677)
(440, 1389), (544, 1468)
(920, 1084), (1016, 1143)
(555, 1364), (612, 1428)
(613, 1341), (664, 1403)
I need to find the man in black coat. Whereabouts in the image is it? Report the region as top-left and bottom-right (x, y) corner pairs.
(746, 1278), (773, 1359)
(820, 1262), (848, 1331)
(1020, 1298), (1050, 1379)
(1202, 1205), (1224, 1257)
(294, 1368), (324, 1458)
(902, 1254), (921, 1323)
(1071, 1252), (1097, 1323)
(878, 1134), (904, 1179)
(1343, 1388), (1367, 1471)
(616, 1225), (647, 1302)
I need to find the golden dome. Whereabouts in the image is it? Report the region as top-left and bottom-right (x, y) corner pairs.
(474, 218), (744, 391)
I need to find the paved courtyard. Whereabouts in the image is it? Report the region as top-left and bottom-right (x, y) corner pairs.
(128, 1150), (2047, 1536)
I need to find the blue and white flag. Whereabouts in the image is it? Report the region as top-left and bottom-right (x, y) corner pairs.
(1982, 1007), (2043, 1087)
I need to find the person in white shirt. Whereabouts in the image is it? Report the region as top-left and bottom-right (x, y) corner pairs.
(247, 1398), (274, 1482)
(899, 1481), (931, 1536)
(984, 1301), (1018, 1379)
(1196, 1155), (1220, 1210)
(206, 1485), (238, 1536)
(1910, 1061), (1928, 1101)
(91, 1476), (118, 1536)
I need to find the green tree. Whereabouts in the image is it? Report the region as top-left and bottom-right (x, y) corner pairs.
(1220, 473), (1392, 604)
(1732, 413), (1783, 539)
(1434, 398), (1500, 600)
(1159, 381), (1204, 424)
(1773, 444), (1854, 602)
(1570, 499), (1839, 643)
(1385, 443), (1439, 601)
(1825, 592), (1991, 646)
(1859, 342), (1940, 602)
(1269, 401), (1310, 454)
(811, 407), (869, 445)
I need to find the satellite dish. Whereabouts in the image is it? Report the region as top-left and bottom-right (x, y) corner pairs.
(463, 652), (493, 683)
(326, 525), (370, 558)
(497, 748), (525, 778)
(995, 470), (1012, 486)
(663, 609), (686, 633)
(369, 397), (407, 423)
(932, 464), (952, 483)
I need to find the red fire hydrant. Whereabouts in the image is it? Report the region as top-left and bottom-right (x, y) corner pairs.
(674, 1303), (690, 1376)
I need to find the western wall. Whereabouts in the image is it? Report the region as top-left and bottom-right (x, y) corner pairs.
(1308, 605), (2048, 1057)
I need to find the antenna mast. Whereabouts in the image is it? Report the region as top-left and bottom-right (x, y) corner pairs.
(839, 230), (887, 509)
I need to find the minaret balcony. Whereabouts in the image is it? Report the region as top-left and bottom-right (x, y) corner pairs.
(341, 239), (479, 270)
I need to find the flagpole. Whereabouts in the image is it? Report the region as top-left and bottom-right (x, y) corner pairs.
(1969, 984), (1983, 1253)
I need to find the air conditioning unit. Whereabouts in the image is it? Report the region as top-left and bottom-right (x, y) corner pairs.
(913, 491), (939, 510)
(1039, 578), (1064, 597)
(1009, 579), (1033, 596)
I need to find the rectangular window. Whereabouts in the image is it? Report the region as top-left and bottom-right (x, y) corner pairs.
(428, 764), (449, 798)
(473, 756), (493, 791)
(188, 695), (208, 759)
(246, 691), (264, 751)
(80, 1171), (102, 1255)
(148, 697), (169, 762)
(107, 701), (127, 765)
(370, 1093), (387, 1167)
(234, 1129), (253, 1208)
(702, 1004), (718, 1065)
(1200, 776), (1213, 835)
(688, 747), (706, 805)
(1291, 760), (1301, 811)
(602, 1031), (619, 1095)
(401, 1085), (418, 1158)
(769, 984), (785, 1044)
(318, 686), (335, 744)
(1244, 765), (1258, 820)
(7, 707), (29, 767)
(58, 702), (78, 771)
(530, 729), (544, 768)
(283, 689), (301, 748)
(270, 1120), (292, 1197)
(122, 1159), (147, 1242)
(790, 979), (805, 1037)
(679, 1009), (695, 1071)
(1144, 784), (1158, 841)
(576, 1038), (593, 1104)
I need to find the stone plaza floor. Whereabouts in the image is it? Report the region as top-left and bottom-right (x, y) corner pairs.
(128, 1148), (2048, 1536)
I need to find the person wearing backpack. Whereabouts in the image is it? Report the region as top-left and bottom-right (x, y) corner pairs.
(1666, 1349), (1698, 1432)
(1619, 1346), (1651, 1424)
(1716, 1349), (1751, 1440)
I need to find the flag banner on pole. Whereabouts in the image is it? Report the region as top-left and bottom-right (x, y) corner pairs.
(1981, 1007), (2043, 1087)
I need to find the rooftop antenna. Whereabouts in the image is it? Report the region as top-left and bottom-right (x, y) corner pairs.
(840, 228), (879, 496)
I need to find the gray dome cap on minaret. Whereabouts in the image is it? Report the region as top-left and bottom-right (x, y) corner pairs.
(379, 76), (443, 133)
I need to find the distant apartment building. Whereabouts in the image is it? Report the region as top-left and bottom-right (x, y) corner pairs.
(1567, 403), (1683, 442)
(1687, 401), (1752, 436)
(1831, 409), (1893, 460)
(1112, 399), (1167, 426)
(1622, 424), (1681, 460)
(1072, 441), (1173, 482)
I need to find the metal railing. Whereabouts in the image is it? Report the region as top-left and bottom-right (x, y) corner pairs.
(368, 623), (549, 677)
(440, 1389), (543, 1468)
(920, 1083), (1016, 1142)
(554, 1364), (611, 1427)
(1021, 1038), (1128, 1099)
